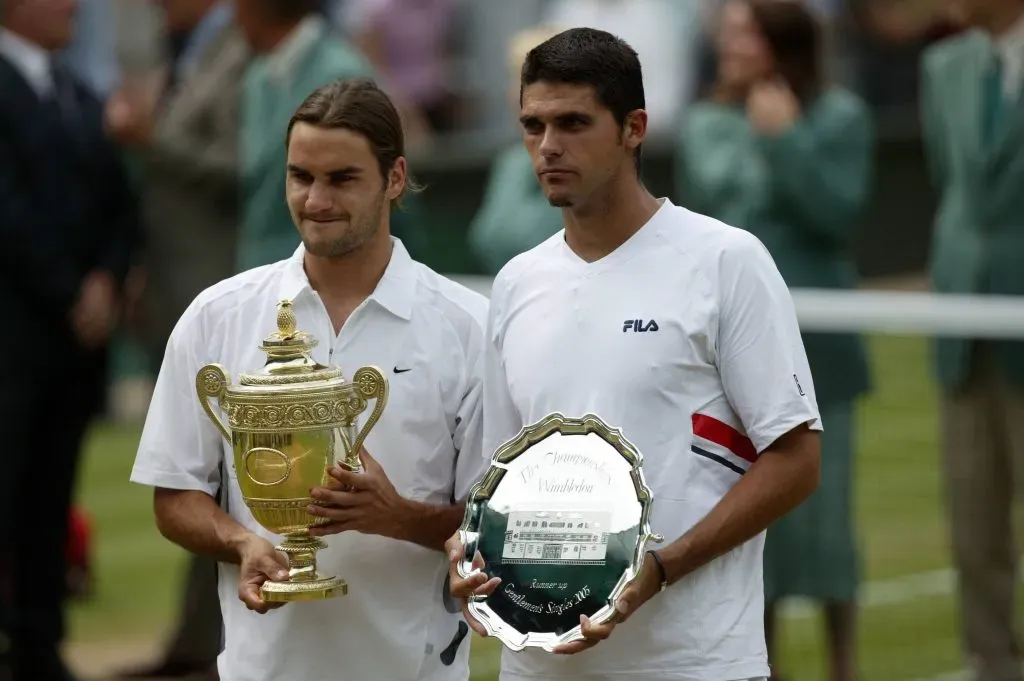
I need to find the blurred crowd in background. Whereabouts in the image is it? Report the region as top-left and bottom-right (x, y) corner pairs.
(2, 0), (1023, 681)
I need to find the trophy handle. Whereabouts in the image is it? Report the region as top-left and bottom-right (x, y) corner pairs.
(196, 364), (232, 443)
(341, 366), (389, 471)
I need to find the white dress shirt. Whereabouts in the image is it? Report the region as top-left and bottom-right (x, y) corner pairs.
(131, 238), (489, 681)
(0, 27), (53, 97)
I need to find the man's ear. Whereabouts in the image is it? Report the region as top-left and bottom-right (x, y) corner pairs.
(386, 157), (408, 202)
(623, 109), (649, 153)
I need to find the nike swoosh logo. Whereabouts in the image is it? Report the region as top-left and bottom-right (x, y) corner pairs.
(393, 367), (412, 374)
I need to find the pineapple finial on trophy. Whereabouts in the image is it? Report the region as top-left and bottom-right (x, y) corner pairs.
(259, 300), (317, 367)
(276, 300), (298, 339)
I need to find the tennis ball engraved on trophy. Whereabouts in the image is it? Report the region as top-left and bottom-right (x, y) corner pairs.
(196, 300), (389, 602)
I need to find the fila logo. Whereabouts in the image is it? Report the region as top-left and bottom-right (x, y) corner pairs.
(622, 319), (660, 333)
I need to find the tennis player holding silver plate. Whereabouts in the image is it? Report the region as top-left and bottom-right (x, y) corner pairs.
(456, 412), (663, 651)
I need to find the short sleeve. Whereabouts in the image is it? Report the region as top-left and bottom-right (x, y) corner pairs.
(480, 278), (526, 464)
(451, 303), (489, 502)
(130, 308), (227, 496)
(715, 231), (822, 453)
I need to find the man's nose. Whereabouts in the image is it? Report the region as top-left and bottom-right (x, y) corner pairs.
(305, 181), (332, 211)
(538, 129), (564, 158)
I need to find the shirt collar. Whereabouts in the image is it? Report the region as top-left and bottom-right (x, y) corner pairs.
(264, 14), (324, 85)
(0, 28), (53, 97)
(280, 237), (417, 320)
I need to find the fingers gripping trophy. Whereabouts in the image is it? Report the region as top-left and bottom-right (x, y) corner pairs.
(194, 299), (388, 602)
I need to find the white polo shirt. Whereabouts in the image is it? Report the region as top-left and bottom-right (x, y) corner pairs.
(483, 199), (821, 681)
(131, 238), (489, 681)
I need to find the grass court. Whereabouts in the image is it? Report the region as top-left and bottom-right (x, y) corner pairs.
(66, 335), (1018, 680)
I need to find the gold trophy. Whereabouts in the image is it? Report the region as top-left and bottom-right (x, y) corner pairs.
(195, 300), (388, 602)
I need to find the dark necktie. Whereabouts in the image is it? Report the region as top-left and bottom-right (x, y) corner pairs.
(50, 64), (79, 125)
(49, 63), (91, 155)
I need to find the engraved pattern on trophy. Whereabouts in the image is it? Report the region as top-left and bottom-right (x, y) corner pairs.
(194, 299), (389, 602)
(223, 393), (370, 431)
(456, 413), (663, 652)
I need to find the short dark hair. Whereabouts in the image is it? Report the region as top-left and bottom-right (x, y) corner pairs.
(286, 78), (420, 203)
(521, 27), (646, 169)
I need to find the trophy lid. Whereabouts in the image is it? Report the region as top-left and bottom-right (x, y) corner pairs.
(238, 300), (343, 386)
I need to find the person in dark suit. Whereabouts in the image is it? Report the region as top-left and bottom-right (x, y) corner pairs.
(0, 1), (140, 680)
(106, 3), (248, 680)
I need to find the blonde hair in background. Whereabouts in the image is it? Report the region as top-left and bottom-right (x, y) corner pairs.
(508, 25), (561, 83)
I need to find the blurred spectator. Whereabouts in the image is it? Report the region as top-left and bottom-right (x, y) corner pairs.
(543, 0), (700, 134)
(696, 0), (851, 101)
(0, 1), (141, 680)
(107, 0), (244, 362)
(57, 0), (119, 99)
(103, 3), (250, 680)
(340, 0), (465, 137)
(919, 1), (1024, 679)
(692, 0), (723, 102)
(467, 25), (562, 273)
(847, 0), (963, 119)
(58, 0), (121, 623)
(234, 0), (375, 272)
(859, 0), (957, 44)
(677, 2), (874, 680)
(160, 0), (233, 91)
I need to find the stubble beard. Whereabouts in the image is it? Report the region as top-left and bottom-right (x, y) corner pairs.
(303, 192), (386, 259)
(545, 182), (575, 208)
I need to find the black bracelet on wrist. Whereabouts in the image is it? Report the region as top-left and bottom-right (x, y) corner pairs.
(646, 549), (668, 592)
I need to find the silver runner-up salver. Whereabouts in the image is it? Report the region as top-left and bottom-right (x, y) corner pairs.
(456, 413), (663, 652)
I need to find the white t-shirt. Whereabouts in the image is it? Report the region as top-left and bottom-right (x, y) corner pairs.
(130, 239), (489, 681)
(482, 199), (822, 681)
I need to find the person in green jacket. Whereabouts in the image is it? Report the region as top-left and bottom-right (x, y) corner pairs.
(920, 1), (1024, 679)
(677, 3), (873, 680)
(468, 25), (563, 274)
(234, 0), (375, 273)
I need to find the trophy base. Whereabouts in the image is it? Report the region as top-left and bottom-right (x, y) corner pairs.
(261, 575), (348, 602)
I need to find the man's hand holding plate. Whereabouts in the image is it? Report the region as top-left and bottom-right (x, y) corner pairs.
(551, 552), (665, 655)
(445, 532), (501, 637)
